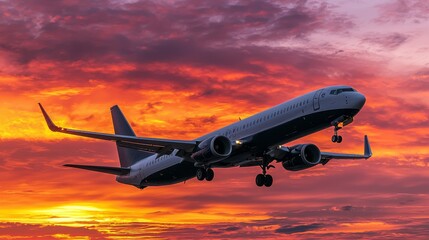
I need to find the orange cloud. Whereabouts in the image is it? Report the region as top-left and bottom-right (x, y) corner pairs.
(1, 0), (429, 238)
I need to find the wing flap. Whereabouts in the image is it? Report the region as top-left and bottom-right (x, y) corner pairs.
(64, 164), (130, 175)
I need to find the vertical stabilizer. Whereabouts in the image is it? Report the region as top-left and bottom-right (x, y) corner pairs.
(111, 105), (152, 167)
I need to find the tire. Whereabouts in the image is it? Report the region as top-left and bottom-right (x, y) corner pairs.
(256, 174), (265, 187)
(332, 135), (338, 143)
(196, 168), (206, 181)
(264, 175), (273, 187)
(337, 135), (343, 143)
(205, 168), (214, 181)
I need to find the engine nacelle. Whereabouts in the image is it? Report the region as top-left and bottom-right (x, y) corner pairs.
(191, 136), (232, 164)
(282, 144), (321, 171)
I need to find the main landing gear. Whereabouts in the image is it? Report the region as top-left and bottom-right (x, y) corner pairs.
(331, 124), (343, 143)
(256, 156), (275, 187)
(196, 168), (214, 181)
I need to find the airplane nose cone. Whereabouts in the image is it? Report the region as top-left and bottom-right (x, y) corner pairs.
(354, 93), (366, 109)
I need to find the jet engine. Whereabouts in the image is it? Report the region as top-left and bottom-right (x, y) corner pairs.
(281, 144), (321, 171)
(191, 136), (232, 164)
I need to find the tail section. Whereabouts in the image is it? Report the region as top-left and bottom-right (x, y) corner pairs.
(111, 105), (153, 167)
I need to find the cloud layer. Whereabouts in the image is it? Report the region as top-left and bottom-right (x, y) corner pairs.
(1, 0), (429, 239)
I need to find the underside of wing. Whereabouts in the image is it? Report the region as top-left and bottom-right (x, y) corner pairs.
(237, 135), (372, 170)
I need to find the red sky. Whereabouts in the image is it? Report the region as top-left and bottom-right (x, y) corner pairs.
(1, 0), (429, 239)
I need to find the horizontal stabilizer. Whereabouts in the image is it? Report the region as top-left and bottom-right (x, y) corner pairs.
(64, 164), (130, 175)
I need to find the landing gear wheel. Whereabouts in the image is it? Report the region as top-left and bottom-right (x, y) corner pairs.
(196, 168), (206, 181)
(256, 174), (265, 187)
(264, 174), (273, 187)
(332, 122), (344, 143)
(332, 135), (343, 143)
(205, 168), (214, 181)
(256, 155), (275, 187)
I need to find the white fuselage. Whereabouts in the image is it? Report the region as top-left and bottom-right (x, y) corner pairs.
(117, 86), (366, 187)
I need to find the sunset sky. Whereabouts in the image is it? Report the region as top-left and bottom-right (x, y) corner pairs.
(1, 0), (429, 239)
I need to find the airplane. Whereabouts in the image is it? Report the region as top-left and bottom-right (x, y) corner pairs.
(39, 85), (372, 188)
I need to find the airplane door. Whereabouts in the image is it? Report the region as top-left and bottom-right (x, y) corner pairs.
(313, 89), (323, 111)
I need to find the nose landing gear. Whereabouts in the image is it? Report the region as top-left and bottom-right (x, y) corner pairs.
(331, 125), (343, 143)
(331, 116), (353, 143)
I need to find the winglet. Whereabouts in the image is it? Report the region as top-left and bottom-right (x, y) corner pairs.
(38, 103), (61, 132)
(364, 135), (372, 159)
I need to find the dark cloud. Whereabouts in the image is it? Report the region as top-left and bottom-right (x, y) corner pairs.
(184, 115), (218, 128)
(377, 0), (429, 22)
(404, 68), (429, 91)
(0, 222), (105, 239)
(0, 0), (377, 113)
(0, 0), (355, 77)
(276, 223), (325, 234)
(221, 226), (241, 231)
(395, 219), (429, 236)
(363, 32), (409, 49)
(341, 205), (353, 211)
(0, 1), (325, 56)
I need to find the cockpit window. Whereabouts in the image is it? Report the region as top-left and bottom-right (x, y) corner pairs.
(330, 88), (356, 95)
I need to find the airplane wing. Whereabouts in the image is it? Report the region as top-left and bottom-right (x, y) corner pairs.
(39, 103), (197, 155)
(321, 135), (372, 161)
(237, 135), (372, 168)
